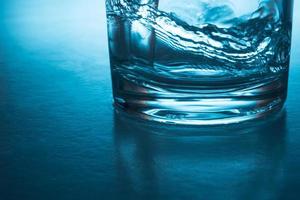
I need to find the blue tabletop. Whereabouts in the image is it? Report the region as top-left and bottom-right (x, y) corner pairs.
(0, 1), (300, 199)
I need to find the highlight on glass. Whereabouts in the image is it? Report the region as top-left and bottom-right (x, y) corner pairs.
(105, 0), (294, 125)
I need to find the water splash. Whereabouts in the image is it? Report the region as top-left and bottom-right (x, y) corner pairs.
(106, 0), (291, 81)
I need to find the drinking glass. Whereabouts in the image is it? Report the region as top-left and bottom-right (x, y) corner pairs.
(105, 0), (294, 125)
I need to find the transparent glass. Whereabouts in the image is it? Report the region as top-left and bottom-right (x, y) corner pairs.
(105, 0), (294, 125)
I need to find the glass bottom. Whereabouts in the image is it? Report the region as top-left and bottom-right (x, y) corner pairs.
(112, 76), (287, 125)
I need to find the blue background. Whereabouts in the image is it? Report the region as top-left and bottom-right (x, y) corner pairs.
(0, 1), (299, 199)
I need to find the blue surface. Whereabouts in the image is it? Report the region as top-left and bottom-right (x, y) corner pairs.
(0, 1), (300, 199)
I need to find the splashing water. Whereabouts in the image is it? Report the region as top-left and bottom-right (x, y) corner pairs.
(107, 0), (290, 83)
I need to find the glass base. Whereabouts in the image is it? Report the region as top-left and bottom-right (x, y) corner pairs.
(113, 76), (287, 125)
(114, 97), (285, 126)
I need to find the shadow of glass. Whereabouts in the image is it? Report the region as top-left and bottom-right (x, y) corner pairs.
(113, 109), (287, 199)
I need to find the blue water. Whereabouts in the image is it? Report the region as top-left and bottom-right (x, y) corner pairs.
(106, 0), (293, 124)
